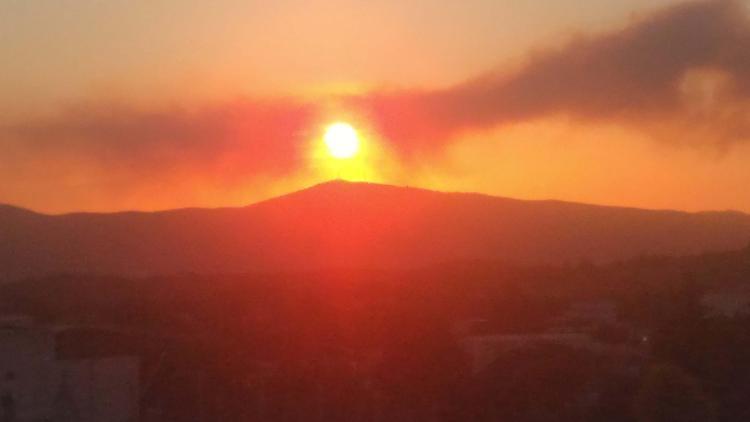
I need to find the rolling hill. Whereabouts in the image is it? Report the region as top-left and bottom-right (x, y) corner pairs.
(1, 181), (750, 281)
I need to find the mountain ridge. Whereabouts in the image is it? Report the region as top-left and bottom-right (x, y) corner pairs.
(1, 180), (750, 282)
(2, 180), (749, 217)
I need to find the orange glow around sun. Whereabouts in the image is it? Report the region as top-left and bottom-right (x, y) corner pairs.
(308, 118), (396, 183)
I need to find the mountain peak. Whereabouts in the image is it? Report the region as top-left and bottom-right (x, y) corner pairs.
(267, 179), (440, 206)
(304, 179), (417, 193)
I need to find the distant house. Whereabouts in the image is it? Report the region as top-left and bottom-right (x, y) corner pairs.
(460, 300), (644, 374)
(0, 317), (139, 422)
(702, 288), (750, 317)
(462, 332), (593, 373)
(551, 300), (618, 333)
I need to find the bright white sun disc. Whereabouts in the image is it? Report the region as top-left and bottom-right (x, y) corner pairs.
(324, 122), (360, 159)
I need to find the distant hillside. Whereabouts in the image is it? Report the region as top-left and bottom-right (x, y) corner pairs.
(1, 181), (750, 281)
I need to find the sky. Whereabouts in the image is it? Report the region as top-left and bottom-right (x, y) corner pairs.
(1, 0), (749, 213)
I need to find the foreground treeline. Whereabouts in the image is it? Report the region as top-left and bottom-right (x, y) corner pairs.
(1, 244), (749, 422)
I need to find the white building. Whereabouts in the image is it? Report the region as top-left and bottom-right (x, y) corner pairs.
(0, 318), (139, 422)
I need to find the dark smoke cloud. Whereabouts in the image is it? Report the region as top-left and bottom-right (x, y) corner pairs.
(356, 0), (750, 153)
(2, 100), (318, 179)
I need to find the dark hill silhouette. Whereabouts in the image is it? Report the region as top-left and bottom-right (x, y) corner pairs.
(1, 180), (750, 281)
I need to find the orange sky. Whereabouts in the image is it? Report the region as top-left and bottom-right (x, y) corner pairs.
(1, 0), (750, 214)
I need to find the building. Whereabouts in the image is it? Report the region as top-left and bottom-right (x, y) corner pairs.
(0, 317), (139, 422)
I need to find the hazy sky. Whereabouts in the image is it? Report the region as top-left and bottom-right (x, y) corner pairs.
(2, 0), (749, 213)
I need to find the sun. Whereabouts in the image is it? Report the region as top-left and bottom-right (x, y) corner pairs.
(324, 122), (360, 159)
